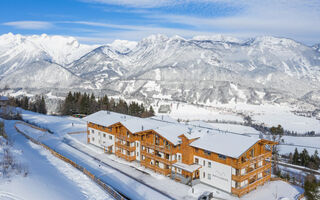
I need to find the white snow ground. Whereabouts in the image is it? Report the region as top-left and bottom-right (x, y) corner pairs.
(0, 120), (113, 200)
(157, 102), (320, 134)
(10, 109), (304, 200)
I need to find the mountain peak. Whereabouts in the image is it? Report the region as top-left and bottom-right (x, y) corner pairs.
(108, 39), (137, 52)
(192, 35), (241, 43)
(250, 36), (300, 47)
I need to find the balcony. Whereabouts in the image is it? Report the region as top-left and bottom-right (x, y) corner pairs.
(115, 150), (136, 162)
(89, 124), (109, 133)
(116, 134), (135, 142)
(140, 160), (171, 175)
(141, 141), (173, 154)
(141, 150), (176, 165)
(232, 163), (271, 182)
(115, 141), (136, 152)
(232, 152), (272, 169)
(232, 174), (271, 197)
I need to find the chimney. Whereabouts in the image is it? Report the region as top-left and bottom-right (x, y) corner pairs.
(142, 125), (144, 131)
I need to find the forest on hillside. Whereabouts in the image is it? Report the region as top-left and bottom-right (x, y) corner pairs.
(60, 92), (155, 118)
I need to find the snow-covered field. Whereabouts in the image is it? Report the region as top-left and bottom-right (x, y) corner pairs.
(157, 102), (244, 123)
(0, 120), (113, 200)
(154, 101), (320, 134)
(279, 136), (320, 155)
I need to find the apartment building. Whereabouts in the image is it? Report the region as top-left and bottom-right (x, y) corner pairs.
(84, 110), (276, 197)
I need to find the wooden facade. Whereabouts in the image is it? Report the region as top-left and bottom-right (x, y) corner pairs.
(86, 116), (276, 197)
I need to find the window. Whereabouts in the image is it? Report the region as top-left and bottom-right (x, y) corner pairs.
(265, 144), (271, 151)
(218, 154), (226, 160)
(136, 142), (139, 147)
(208, 173), (211, 180)
(92, 137), (95, 141)
(195, 158), (199, 164)
(195, 148), (198, 152)
(204, 150), (211, 156)
(103, 134), (106, 138)
(155, 135), (160, 145)
(208, 162), (211, 168)
(203, 160), (205, 166)
(109, 127), (112, 132)
(178, 155), (181, 161)
(91, 130), (94, 134)
(109, 135), (113, 140)
(203, 172), (205, 178)
(251, 149), (254, 157)
(136, 152), (139, 156)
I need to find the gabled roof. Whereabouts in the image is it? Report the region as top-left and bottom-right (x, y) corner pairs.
(190, 133), (260, 159)
(83, 110), (135, 127)
(84, 110), (266, 159)
(152, 124), (187, 145)
(121, 118), (166, 133)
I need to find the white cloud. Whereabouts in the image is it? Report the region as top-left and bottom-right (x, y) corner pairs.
(3, 21), (53, 30)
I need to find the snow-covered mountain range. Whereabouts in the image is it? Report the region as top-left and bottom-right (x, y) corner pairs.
(1, 33), (320, 108)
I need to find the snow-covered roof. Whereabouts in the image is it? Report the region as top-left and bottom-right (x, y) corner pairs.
(149, 115), (178, 124)
(173, 162), (201, 173)
(84, 110), (263, 158)
(152, 124), (187, 145)
(83, 110), (135, 127)
(190, 133), (260, 159)
(120, 118), (167, 133)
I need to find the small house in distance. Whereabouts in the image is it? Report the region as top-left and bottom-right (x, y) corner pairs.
(83, 110), (277, 197)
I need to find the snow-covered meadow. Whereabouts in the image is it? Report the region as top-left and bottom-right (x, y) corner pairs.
(153, 101), (320, 134)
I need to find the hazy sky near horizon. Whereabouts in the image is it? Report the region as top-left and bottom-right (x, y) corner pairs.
(1, 0), (320, 45)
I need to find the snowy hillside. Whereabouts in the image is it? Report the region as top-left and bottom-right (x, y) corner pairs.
(1, 33), (320, 108)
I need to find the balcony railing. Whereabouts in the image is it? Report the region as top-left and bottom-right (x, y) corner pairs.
(116, 134), (135, 142)
(115, 141), (136, 152)
(141, 141), (173, 154)
(115, 150), (136, 162)
(232, 174), (271, 197)
(141, 150), (176, 165)
(140, 160), (171, 175)
(232, 151), (272, 169)
(232, 163), (271, 182)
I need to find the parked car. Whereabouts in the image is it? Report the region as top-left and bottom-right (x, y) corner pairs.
(198, 191), (213, 200)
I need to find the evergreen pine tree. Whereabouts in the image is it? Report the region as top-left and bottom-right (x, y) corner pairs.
(39, 96), (47, 114)
(292, 148), (300, 165)
(301, 148), (310, 167)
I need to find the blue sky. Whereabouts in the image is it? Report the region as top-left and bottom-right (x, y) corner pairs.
(1, 0), (320, 45)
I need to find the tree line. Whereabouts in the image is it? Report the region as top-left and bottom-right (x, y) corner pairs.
(60, 92), (155, 117)
(289, 148), (320, 170)
(8, 95), (47, 114)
